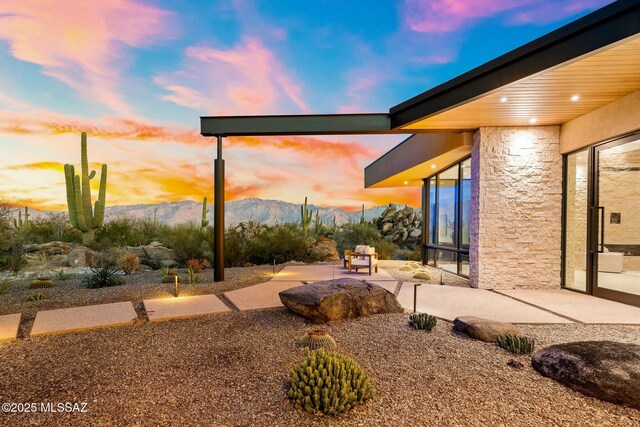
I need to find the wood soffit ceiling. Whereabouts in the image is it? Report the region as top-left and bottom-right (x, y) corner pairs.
(402, 34), (640, 131)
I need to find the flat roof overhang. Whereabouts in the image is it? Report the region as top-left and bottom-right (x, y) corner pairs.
(390, 0), (640, 131)
(365, 132), (473, 188)
(202, 113), (408, 136)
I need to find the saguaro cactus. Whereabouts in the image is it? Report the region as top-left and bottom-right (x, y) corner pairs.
(313, 209), (323, 235)
(359, 204), (365, 225)
(64, 131), (107, 245)
(300, 197), (312, 234)
(13, 207), (29, 229)
(201, 197), (209, 228)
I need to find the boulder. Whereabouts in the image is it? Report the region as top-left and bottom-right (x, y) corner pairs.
(159, 260), (179, 268)
(532, 341), (640, 409)
(124, 242), (177, 270)
(24, 241), (73, 255)
(308, 237), (340, 261)
(279, 278), (403, 323)
(453, 316), (520, 342)
(67, 247), (99, 268)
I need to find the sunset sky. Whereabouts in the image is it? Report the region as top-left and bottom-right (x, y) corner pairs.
(0, 0), (612, 212)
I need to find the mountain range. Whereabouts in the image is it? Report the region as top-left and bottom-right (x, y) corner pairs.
(13, 198), (420, 227)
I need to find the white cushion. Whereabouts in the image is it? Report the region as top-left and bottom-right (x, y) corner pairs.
(351, 257), (378, 267)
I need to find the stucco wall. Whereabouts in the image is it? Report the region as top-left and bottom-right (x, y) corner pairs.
(470, 126), (563, 289)
(560, 89), (640, 154)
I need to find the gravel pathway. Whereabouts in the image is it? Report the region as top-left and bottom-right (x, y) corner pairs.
(0, 310), (638, 426)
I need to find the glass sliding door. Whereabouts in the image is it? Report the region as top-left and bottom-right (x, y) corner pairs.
(592, 137), (640, 305)
(563, 132), (640, 307)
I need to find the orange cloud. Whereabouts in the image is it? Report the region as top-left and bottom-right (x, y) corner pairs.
(6, 162), (65, 172)
(154, 37), (309, 115)
(0, 1), (176, 115)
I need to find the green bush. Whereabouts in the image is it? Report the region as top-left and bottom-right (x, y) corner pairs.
(82, 267), (124, 288)
(332, 222), (397, 259)
(496, 335), (535, 355)
(0, 228), (26, 272)
(288, 348), (373, 416)
(96, 216), (158, 247)
(409, 313), (437, 331)
(22, 214), (82, 244)
(160, 223), (213, 264)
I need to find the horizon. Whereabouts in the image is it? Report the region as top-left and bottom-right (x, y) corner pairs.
(0, 0), (612, 211)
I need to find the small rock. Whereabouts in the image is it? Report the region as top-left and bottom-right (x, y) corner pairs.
(507, 359), (524, 369)
(453, 316), (520, 342)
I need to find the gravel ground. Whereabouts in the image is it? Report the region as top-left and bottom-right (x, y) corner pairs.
(0, 265), (284, 338)
(0, 310), (638, 426)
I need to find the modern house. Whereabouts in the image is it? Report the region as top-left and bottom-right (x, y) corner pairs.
(201, 0), (640, 306)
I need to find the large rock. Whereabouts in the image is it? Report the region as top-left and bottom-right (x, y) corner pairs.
(24, 241), (73, 256)
(124, 241), (177, 269)
(308, 237), (340, 261)
(532, 341), (640, 409)
(453, 316), (520, 342)
(67, 247), (99, 268)
(279, 278), (403, 323)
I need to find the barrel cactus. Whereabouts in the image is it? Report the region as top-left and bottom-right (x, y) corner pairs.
(496, 334), (535, 355)
(409, 313), (437, 331)
(288, 348), (373, 416)
(300, 328), (336, 350)
(64, 131), (107, 245)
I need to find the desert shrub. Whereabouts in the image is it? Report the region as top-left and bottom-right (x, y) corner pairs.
(249, 223), (316, 265)
(412, 271), (431, 281)
(27, 292), (47, 302)
(409, 313), (437, 331)
(117, 252), (140, 275)
(0, 228), (26, 272)
(0, 279), (10, 294)
(22, 214), (82, 244)
(288, 348), (373, 416)
(332, 222), (397, 259)
(160, 223), (213, 264)
(496, 335), (535, 355)
(53, 270), (71, 281)
(299, 328), (337, 350)
(96, 216), (151, 247)
(186, 259), (201, 283)
(224, 230), (251, 267)
(82, 267), (124, 288)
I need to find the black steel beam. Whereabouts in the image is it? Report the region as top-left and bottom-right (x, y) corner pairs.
(201, 113), (394, 136)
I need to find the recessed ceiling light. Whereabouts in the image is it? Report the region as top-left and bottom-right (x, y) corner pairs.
(530, 118), (537, 124)
(431, 164), (436, 169)
(403, 180), (408, 185)
(500, 96), (508, 103)
(571, 95), (580, 102)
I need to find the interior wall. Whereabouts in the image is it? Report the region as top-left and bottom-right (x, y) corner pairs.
(470, 126), (563, 289)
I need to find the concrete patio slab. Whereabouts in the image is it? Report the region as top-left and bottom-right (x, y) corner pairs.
(144, 294), (231, 322)
(398, 284), (572, 324)
(0, 313), (21, 342)
(333, 266), (396, 281)
(495, 289), (640, 324)
(272, 265), (335, 281)
(368, 280), (400, 294)
(224, 281), (303, 311)
(31, 302), (137, 337)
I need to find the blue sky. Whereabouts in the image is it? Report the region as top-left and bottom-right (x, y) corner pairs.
(0, 0), (613, 211)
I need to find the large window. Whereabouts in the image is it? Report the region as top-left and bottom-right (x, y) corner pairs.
(422, 158), (471, 277)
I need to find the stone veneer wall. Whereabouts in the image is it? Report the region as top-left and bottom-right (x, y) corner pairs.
(469, 126), (563, 289)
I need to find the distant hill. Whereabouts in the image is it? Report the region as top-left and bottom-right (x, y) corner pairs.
(9, 198), (420, 227)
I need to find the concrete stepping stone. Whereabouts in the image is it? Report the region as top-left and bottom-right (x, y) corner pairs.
(0, 313), (21, 342)
(333, 266), (396, 281)
(144, 294), (231, 322)
(272, 265), (335, 281)
(31, 302), (137, 337)
(224, 281), (303, 311)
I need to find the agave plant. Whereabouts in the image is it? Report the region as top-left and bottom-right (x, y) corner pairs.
(82, 267), (124, 289)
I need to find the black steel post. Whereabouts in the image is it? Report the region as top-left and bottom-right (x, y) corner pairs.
(214, 135), (225, 282)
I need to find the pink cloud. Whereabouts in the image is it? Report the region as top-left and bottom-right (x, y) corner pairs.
(404, 0), (612, 33)
(0, 0), (177, 115)
(154, 37), (309, 115)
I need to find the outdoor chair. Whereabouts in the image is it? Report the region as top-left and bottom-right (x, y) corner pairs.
(344, 245), (378, 275)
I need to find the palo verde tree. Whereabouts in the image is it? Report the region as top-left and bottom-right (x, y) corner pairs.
(64, 131), (108, 245)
